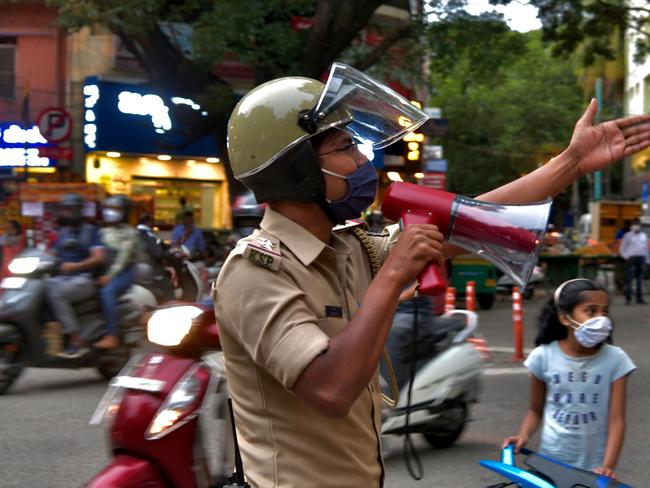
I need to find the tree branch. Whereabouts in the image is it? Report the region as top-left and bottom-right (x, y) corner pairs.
(352, 22), (415, 72)
(299, 0), (385, 78)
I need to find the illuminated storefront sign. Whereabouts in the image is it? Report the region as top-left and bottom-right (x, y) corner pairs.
(83, 77), (217, 156)
(0, 124), (53, 167)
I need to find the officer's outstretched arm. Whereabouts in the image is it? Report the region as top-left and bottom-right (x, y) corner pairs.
(443, 101), (650, 260)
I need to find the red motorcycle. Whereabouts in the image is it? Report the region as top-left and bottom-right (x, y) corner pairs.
(86, 301), (246, 488)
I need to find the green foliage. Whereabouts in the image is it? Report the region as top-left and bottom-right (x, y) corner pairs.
(46, 0), (162, 32)
(192, 0), (315, 78)
(491, 0), (650, 65)
(428, 20), (584, 195)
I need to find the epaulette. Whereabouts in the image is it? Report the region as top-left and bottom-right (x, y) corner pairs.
(333, 219), (369, 232)
(240, 235), (282, 271)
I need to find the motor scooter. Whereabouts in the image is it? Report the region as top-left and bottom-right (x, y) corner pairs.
(86, 301), (240, 488)
(480, 444), (633, 488)
(139, 241), (209, 304)
(0, 248), (158, 394)
(381, 309), (491, 449)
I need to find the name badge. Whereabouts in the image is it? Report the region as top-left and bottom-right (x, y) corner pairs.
(325, 305), (343, 318)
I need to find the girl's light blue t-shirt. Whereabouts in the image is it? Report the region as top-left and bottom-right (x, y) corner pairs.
(524, 341), (636, 470)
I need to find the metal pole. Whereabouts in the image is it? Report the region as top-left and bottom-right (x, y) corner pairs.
(512, 287), (524, 362)
(593, 78), (603, 201)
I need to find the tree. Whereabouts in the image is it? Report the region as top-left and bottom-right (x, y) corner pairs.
(427, 18), (584, 202)
(490, 0), (650, 65)
(44, 0), (426, 187)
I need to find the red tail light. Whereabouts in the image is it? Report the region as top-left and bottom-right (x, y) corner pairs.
(468, 337), (492, 361)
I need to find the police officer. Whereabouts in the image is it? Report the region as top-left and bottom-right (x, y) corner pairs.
(214, 64), (650, 487)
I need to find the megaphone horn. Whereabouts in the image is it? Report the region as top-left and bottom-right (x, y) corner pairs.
(381, 182), (551, 295)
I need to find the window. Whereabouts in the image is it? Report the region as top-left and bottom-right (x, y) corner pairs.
(0, 38), (16, 99)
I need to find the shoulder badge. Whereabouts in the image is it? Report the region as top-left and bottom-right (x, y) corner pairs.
(243, 236), (282, 271)
(333, 219), (368, 233)
(210, 281), (218, 301)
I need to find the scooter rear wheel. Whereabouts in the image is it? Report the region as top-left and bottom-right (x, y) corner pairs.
(422, 403), (467, 449)
(96, 346), (131, 380)
(0, 324), (24, 395)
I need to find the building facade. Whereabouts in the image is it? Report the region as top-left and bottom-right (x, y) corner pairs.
(0, 2), (69, 179)
(623, 1), (650, 201)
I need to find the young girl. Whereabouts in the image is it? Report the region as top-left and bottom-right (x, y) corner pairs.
(502, 278), (635, 479)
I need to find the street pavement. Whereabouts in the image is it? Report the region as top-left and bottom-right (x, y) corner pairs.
(0, 292), (648, 487)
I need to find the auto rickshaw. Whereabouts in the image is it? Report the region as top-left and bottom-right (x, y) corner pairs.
(450, 254), (498, 309)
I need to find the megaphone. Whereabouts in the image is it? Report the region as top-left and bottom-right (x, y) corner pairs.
(381, 182), (551, 295)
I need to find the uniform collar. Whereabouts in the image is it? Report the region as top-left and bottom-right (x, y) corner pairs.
(260, 207), (351, 266)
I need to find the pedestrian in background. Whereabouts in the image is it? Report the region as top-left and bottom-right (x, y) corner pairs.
(0, 220), (25, 278)
(502, 278), (635, 479)
(618, 219), (649, 304)
(612, 220), (632, 292)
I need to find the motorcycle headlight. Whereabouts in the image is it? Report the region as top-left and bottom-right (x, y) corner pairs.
(147, 305), (204, 346)
(146, 365), (202, 439)
(1, 277), (27, 289)
(8, 257), (39, 275)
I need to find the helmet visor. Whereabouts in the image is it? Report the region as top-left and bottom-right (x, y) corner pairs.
(312, 63), (428, 149)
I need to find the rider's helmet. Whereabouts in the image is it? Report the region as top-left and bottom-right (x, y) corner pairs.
(102, 194), (131, 224)
(227, 63), (429, 217)
(58, 193), (85, 226)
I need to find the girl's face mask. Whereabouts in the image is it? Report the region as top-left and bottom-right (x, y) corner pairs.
(568, 315), (612, 348)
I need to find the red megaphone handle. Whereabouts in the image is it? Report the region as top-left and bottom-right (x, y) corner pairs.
(400, 212), (447, 296)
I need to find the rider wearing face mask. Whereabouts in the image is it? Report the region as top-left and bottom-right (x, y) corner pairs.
(94, 195), (139, 350)
(46, 193), (106, 358)
(502, 278), (636, 478)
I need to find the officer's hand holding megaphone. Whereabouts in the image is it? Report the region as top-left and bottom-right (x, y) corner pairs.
(379, 223), (445, 290)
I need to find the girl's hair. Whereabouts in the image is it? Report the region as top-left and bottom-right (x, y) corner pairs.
(535, 278), (609, 346)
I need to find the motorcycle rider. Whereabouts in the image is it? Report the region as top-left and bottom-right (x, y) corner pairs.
(94, 195), (139, 350)
(46, 193), (106, 358)
(214, 66), (650, 487)
(136, 213), (175, 302)
(171, 210), (205, 259)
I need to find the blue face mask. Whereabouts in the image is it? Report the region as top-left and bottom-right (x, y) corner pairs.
(322, 161), (378, 224)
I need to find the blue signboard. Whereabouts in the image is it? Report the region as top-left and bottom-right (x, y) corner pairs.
(83, 77), (219, 157)
(0, 123), (54, 167)
(423, 158), (448, 173)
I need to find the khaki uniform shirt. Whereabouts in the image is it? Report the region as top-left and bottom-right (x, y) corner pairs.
(214, 207), (397, 488)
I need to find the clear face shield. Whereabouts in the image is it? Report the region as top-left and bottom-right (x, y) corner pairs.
(299, 63), (429, 150)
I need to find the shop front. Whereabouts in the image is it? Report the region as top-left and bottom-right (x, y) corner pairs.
(0, 123), (58, 176)
(82, 77), (230, 230)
